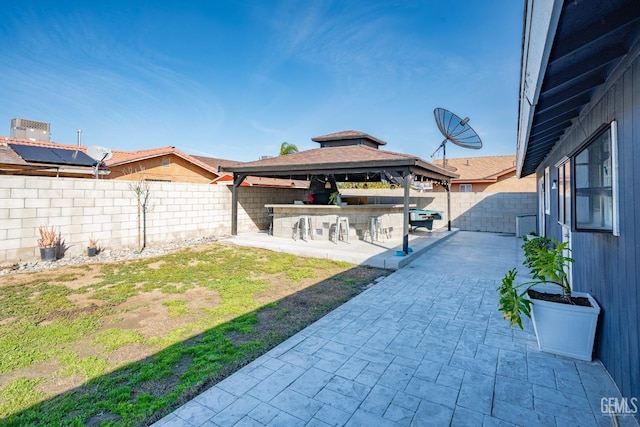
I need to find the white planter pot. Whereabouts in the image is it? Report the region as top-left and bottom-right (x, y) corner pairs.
(530, 290), (600, 361)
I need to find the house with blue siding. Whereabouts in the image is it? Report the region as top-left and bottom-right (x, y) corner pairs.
(517, 0), (639, 419)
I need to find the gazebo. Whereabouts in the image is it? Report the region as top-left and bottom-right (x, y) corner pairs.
(220, 131), (458, 254)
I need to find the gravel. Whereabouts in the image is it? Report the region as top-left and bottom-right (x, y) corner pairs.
(0, 235), (230, 277)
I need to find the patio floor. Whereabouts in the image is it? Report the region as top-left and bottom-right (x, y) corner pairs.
(220, 226), (459, 270)
(153, 231), (637, 427)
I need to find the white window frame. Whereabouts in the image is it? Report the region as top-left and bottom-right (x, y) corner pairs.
(544, 167), (550, 215)
(459, 183), (472, 192)
(573, 121), (619, 235)
(611, 121), (620, 236)
(556, 159), (571, 228)
(162, 158), (170, 168)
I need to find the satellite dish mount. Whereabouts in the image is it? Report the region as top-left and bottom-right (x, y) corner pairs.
(431, 108), (482, 232)
(87, 145), (113, 179)
(432, 108), (482, 170)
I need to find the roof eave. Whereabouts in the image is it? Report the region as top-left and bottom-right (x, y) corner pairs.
(516, 0), (564, 178)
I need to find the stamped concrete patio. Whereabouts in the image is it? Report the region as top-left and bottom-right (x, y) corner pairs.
(153, 232), (637, 427)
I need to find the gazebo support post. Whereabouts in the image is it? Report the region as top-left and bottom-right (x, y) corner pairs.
(231, 173), (246, 236)
(402, 169), (412, 254)
(445, 181), (451, 231)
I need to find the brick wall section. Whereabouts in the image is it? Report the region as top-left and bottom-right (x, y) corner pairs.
(0, 176), (304, 262)
(1, 177), (534, 262)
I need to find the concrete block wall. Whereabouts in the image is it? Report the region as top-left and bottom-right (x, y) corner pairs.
(0, 176), (302, 262)
(237, 187), (307, 233)
(341, 189), (537, 234)
(1, 177), (536, 262)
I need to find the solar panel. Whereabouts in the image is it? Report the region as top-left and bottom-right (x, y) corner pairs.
(9, 144), (97, 167)
(9, 144), (61, 163)
(52, 148), (96, 166)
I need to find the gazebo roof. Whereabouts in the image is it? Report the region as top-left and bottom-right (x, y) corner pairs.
(311, 130), (387, 147)
(220, 145), (457, 183)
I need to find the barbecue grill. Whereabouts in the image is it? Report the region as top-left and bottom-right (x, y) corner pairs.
(409, 209), (443, 231)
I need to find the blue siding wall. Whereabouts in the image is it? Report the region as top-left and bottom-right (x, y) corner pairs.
(537, 55), (639, 410)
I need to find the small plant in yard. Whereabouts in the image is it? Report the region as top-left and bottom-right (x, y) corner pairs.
(36, 225), (58, 248)
(497, 236), (574, 329)
(88, 236), (98, 249)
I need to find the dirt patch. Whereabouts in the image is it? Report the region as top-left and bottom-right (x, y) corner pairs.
(147, 260), (165, 270)
(99, 287), (222, 340)
(37, 304), (102, 325)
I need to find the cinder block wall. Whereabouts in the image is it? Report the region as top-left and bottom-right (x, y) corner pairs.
(341, 189), (537, 234)
(1, 177), (535, 262)
(0, 176), (303, 262)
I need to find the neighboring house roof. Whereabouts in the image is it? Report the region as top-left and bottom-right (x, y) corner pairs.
(311, 130), (387, 146)
(107, 146), (219, 176)
(192, 155), (243, 173)
(0, 140), (28, 166)
(517, 0), (640, 177)
(1, 138), (220, 178)
(0, 137), (97, 175)
(433, 155), (517, 183)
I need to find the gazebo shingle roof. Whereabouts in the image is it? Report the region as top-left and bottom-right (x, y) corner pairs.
(221, 144), (457, 182)
(311, 130), (387, 146)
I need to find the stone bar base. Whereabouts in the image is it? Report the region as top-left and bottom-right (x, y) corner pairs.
(265, 204), (410, 241)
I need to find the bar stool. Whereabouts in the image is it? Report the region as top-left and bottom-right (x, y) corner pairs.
(368, 216), (381, 242)
(334, 216), (350, 243)
(266, 207), (274, 236)
(367, 216), (389, 242)
(293, 215), (312, 241)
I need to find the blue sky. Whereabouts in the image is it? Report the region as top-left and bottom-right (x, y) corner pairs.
(0, 1), (524, 162)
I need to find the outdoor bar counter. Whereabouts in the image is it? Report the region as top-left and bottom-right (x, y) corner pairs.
(265, 202), (415, 241)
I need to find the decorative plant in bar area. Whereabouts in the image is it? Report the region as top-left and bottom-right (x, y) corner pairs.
(329, 191), (340, 205)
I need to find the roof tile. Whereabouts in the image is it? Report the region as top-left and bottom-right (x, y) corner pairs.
(433, 155), (516, 181)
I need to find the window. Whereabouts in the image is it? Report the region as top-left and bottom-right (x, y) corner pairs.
(574, 121), (618, 233)
(459, 184), (472, 192)
(544, 167), (550, 215)
(557, 160), (571, 227)
(162, 158), (170, 168)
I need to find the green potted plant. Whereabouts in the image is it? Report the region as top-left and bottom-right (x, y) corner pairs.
(498, 236), (600, 361)
(87, 236), (99, 257)
(37, 225), (58, 262)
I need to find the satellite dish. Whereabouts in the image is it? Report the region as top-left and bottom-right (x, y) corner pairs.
(432, 108), (482, 169)
(87, 145), (113, 162)
(87, 145), (112, 179)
